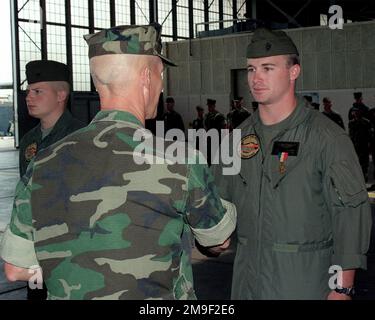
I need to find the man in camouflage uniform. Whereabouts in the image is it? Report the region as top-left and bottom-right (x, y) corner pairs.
(19, 60), (85, 177)
(0, 24), (236, 300)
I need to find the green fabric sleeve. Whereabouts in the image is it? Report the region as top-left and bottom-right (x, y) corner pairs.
(325, 134), (372, 270)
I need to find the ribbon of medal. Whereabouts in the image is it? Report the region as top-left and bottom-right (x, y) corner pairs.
(278, 152), (288, 174)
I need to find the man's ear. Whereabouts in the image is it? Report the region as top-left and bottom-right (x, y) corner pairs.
(290, 64), (301, 81)
(141, 66), (151, 105)
(141, 66), (151, 87)
(57, 90), (69, 104)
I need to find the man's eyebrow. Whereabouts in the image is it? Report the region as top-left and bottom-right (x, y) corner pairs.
(247, 63), (277, 68)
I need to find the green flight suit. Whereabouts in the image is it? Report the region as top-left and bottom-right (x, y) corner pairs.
(19, 110), (85, 177)
(213, 98), (372, 299)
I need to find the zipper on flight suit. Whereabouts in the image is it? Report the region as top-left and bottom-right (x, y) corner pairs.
(238, 173), (247, 185)
(254, 127), (289, 298)
(254, 128), (265, 298)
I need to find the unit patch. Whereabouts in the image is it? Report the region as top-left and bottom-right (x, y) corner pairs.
(239, 134), (260, 159)
(25, 142), (37, 162)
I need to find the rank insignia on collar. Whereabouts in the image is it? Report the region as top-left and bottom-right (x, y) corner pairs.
(25, 142), (37, 161)
(239, 134), (260, 159)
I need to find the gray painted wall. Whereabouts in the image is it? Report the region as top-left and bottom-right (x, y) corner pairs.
(164, 21), (375, 130)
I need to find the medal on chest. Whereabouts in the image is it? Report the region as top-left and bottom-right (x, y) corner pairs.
(278, 152), (288, 174)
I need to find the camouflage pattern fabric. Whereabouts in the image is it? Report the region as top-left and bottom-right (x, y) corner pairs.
(84, 24), (176, 66)
(6, 110), (235, 300)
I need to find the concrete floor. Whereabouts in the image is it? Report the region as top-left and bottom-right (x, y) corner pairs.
(0, 136), (373, 300)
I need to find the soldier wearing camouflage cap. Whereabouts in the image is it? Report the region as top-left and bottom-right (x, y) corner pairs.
(1, 24), (236, 300)
(213, 28), (371, 300)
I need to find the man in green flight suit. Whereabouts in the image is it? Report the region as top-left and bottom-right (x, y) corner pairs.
(18, 60), (85, 300)
(0, 24), (236, 300)
(19, 60), (85, 177)
(213, 28), (372, 300)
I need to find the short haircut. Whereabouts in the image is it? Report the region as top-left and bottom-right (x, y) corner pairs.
(166, 97), (174, 103)
(49, 81), (71, 105)
(51, 81), (70, 94)
(286, 54), (300, 67)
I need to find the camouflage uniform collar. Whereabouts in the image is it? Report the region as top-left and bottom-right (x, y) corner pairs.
(92, 110), (144, 128)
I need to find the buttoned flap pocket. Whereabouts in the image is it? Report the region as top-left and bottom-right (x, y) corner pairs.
(329, 160), (368, 207)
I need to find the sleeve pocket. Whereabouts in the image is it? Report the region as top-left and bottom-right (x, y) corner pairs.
(329, 160), (368, 208)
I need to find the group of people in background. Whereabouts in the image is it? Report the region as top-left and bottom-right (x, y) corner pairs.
(303, 92), (375, 182)
(162, 91), (375, 183)
(348, 92), (375, 183)
(0, 25), (372, 301)
(164, 96), (251, 134)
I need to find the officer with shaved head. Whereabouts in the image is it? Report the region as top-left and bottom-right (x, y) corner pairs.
(1, 24), (236, 300)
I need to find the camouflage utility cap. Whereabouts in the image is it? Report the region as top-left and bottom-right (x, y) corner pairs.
(246, 28), (299, 58)
(84, 23), (176, 66)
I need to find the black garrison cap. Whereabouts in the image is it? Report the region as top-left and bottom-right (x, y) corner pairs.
(26, 60), (70, 85)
